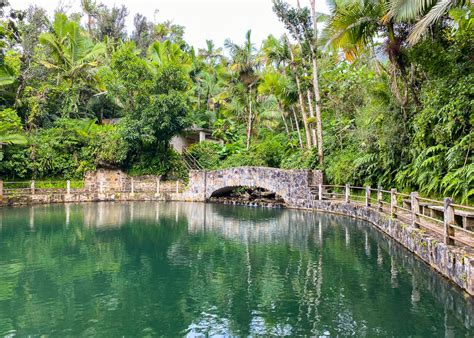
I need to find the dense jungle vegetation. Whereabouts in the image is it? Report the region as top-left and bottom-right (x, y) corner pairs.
(0, 0), (472, 202)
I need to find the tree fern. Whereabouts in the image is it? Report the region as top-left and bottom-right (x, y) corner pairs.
(441, 163), (474, 203)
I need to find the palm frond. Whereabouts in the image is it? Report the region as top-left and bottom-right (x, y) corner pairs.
(0, 133), (27, 146)
(0, 65), (16, 86)
(407, 0), (452, 45)
(385, 0), (437, 23)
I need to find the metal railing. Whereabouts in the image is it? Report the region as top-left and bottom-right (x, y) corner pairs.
(182, 148), (204, 170)
(313, 184), (474, 248)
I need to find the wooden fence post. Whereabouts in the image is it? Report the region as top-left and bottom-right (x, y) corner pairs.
(131, 178), (134, 195)
(176, 180), (179, 194)
(443, 197), (455, 245)
(31, 180), (35, 195)
(318, 183), (322, 201)
(0, 180), (3, 200)
(390, 189), (397, 218)
(365, 186), (371, 207)
(411, 192), (420, 228)
(345, 184), (350, 203)
(377, 185), (383, 211)
(66, 180), (71, 195)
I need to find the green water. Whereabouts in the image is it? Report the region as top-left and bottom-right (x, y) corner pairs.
(0, 202), (472, 336)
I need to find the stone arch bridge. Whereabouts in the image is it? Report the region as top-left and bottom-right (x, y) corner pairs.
(184, 167), (323, 205)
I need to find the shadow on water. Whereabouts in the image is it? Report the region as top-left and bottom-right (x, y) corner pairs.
(0, 201), (472, 336)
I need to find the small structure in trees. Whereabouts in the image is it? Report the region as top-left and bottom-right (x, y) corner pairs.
(170, 126), (223, 154)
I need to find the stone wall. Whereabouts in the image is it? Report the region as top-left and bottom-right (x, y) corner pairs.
(184, 167), (322, 205)
(181, 170), (207, 201)
(308, 170), (323, 186)
(0, 191), (185, 207)
(84, 169), (184, 194)
(123, 175), (155, 192)
(84, 169), (126, 192)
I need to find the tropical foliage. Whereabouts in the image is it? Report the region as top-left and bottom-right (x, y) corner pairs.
(0, 0), (472, 202)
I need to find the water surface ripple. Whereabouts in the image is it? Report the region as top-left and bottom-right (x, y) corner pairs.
(0, 201), (472, 336)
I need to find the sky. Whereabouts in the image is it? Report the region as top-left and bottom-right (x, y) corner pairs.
(8, 0), (329, 50)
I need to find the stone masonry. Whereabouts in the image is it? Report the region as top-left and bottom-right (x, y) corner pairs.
(183, 167), (323, 205)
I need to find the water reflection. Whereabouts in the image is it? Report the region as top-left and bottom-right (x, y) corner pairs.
(0, 201), (472, 336)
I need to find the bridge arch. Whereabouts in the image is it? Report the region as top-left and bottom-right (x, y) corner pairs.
(186, 167), (322, 205)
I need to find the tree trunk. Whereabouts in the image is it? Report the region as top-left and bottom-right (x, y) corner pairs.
(289, 115), (295, 133)
(197, 89), (201, 110)
(277, 101), (290, 135)
(309, 0), (324, 165)
(290, 16), (323, 152)
(386, 22), (420, 107)
(246, 92), (252, 150)
(306, 90), (318, 147)
(287, 38), (312, 148)
(291, 106), (304, 150)
(296, 77), (312, 149)
(247, 87), (254, 150)
(88, 16), (93, 36)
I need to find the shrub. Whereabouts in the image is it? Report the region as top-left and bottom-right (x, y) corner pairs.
(220, 150), (265, 168)
(128, 147), (188, 181)
(2, 118), (129, 179)
(187, 141), (222, 170)
(280, 149), (317, 170)
(254, 133), (288, 167)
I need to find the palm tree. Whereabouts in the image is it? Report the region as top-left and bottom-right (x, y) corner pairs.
(38, 13), (106, 116)
(193, 70), (225, 125)
(325, 0), (469, 106)
(80, 0), (99, 37)
(198, 39), (223, 67)
(324, 0), (421, 107)
(147, 40), (192, 72)
(258, 71), (291, 135)
(0, 108), (27, 160)
(308, 0), (325, 164)
(260, 35), (309, 148)
(224, 30), (260, 149)
(219, 81), (248, 136)
(260, 34), (288, 68)
(260, 35), (304, 148)
(285, 36), (314, 148)
(272, 0), (325, 160)
(385, 0), (470, 45)
(39, 13), (106, 84)
(324, 0), (383, 60)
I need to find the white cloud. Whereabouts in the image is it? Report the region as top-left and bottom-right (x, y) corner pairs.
(8, 0), (328, 49)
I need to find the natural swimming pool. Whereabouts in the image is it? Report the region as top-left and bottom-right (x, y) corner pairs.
(0, 201), (472, 335)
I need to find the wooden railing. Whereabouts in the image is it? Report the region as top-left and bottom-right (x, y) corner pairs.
(0, 179), (186, 197)
(1, 180), (85, 196)
(314, 184), (474, 248)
